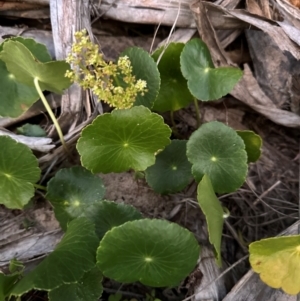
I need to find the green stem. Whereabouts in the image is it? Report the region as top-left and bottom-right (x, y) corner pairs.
(170, 110), (181, 138)
(113, 74), (121, 87)
(34, 183), (47, 191)
(193, 98), (201, 128)
(33, 77), (68, 152)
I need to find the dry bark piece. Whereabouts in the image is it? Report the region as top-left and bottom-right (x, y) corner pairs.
(193, 247), (228, 301)
(203, 2), (300, 60)
(0, 129), (55, 152)
(275, 0), (300, 28)
(246, 30), (300, 108)
(0, 0), (197, 27)
(0, 2), (44, 11)
(290, 74), (300, 114)
(0, 206), (62, 273)
(232, 65), (300, 127)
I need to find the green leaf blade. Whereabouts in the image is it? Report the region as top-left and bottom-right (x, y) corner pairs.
(97, 219), (200, 287)
(152, 43), (194, 112)
(250, 235), (300, 295)
(187, 121), (248, 193)
(85, 200), (143, 240)
(119, 47), (160, 109)
(0, 136), (40, 209)
(77, 106), (171, 173)
(6, 37), (52, 63)
(0, 40), (71, 94)
(46, 166), (106, 231)
(236, 130), (262, 163)
(17, 124), (47, 137)
(197, 175), (224, 265)
(11, 218), (99, 296)
(48, 267), (103, 301)
(0, 37), (53, 117)
(0, 60), (39, 117)
(0, 273), (19, 301)
(145, 140), (192, 194)
(180, 39), (243, 101)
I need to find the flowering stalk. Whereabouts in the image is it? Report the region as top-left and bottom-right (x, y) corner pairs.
(65, 30), (147, 109)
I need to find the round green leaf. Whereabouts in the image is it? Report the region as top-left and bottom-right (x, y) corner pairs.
(5, 37), (52, 63)
(49, 267), (103, 301)
(0, 273), (19, 300)
(0, 40), (71, 94)
(145, 140), (192, 194)
(46, 166), (106, 231)
(85, 200), (142, 239)
(187, 121), (248, 193)
(250, 235), (300, 295)
(11, 218), (99, 296)
(180, 39), (243, 101)
(97, 219), (200, 287)
(152, 43), (194, 112)
(77, 106), (171, 173)
(0, 136), (40, 209)
(119, 47), (160, 108)
(0, 60), (39, 117)
(197, 175), (224, 266)
(236, 130), (262, 163)
(0, 37), (52, 117)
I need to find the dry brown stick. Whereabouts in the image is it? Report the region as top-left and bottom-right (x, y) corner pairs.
(253, 180), (282, 206)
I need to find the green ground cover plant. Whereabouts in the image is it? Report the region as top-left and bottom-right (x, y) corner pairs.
(2, 30), (293, 300)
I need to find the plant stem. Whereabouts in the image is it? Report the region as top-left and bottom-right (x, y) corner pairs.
(34, 183), (47, 191)
(170, 110), (180, 138)
(193, 98), (201, 128)
(33, 77), (68, 152)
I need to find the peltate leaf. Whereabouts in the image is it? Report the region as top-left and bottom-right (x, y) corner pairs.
(250, 235), (300, 295)
(119, 47), (160, 108)
(0, 37), (51, 117)
(84, 200), (143, 240)
(0, 59), (39, 117)
(197, 175), (224, 266)
(48, 267), (103, 301)
(0, 40), (71, 94)
(145, 140), (192, 194)
(180, 39), (243, 101)
(187, 121), (248, 193)
(0, 273), (20, 301)
(0, 36), (52, 117)
(77, 106), (171, 173)
(0, 136), (40, 209)
(236, 130), (262, 163)
(46, 166), (106, 231)
(152, 43), (194, 112)
(11, 218), (99, 296)
(4, 37), (52, 63)
(97, 219), (200, 287)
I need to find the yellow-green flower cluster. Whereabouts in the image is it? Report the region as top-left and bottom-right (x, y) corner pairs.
(65, 30), (147, 109)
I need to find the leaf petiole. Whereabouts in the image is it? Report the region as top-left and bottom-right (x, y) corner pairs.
(170, 110), (182, 138)
(193, 98), (201, 128)
(33, 77), (68, 152)
(33, 183), (47, 191)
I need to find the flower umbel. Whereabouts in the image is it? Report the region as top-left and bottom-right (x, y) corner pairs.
(65, 30), (147, 109)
